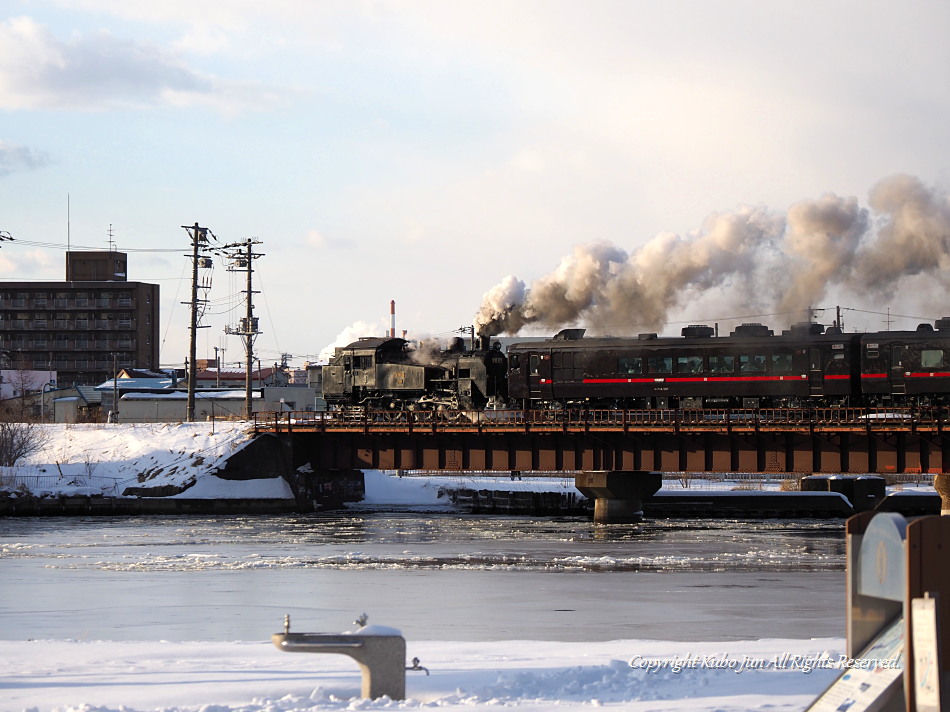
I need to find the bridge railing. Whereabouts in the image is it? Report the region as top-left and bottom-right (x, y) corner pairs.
(254, 406), (940, 431)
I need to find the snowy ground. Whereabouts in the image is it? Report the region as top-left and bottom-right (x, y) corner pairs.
(0, 422), (254, 496)
(2, 636), (847, 712)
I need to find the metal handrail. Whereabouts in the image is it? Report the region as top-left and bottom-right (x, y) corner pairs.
(254, 406), (941, 432)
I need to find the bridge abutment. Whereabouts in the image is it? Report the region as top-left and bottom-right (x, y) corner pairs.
(574, 471), (663, 524)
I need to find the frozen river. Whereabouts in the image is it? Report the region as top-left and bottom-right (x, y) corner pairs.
(0, 511), (846, 643)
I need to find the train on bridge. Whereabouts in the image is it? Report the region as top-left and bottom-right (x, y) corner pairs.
(321, 317), (950, 413)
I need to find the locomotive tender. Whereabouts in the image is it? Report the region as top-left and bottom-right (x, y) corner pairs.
(322, 318), (950, 411)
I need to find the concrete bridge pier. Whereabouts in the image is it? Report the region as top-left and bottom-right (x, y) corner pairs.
(574, 471), (663, 524)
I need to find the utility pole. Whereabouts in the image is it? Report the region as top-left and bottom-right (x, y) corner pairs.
(223, 238), (263, 419)
(181, 223), (214, 422)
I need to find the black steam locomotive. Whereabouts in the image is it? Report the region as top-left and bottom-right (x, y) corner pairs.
(322, 318), (950, 411)
(322, 335), (509, 411)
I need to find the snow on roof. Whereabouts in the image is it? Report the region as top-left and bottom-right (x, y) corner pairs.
(121, 390), (256, 400)
(195, 367), (276, 380)
(95, 377), (175, 390)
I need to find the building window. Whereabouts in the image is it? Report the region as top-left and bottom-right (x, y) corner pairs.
(75, 317), (89, 329)
(117, 293), (132, 307)
(32, 295), (47, 307)
(76, 294), (89, 307)
(33, 317), (47, 329)
(34, 337), (47, 348)
(75, 336), (89, 348)
(117, 316), (132, 329)
(12, 293), (26, 307)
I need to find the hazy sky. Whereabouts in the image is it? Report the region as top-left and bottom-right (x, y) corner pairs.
(2, 1), (949, 368)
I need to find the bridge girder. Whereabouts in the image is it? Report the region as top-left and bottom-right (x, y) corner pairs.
(283, 430), (950, 475)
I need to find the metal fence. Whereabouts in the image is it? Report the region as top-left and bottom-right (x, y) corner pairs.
(0, 471), (133, 495)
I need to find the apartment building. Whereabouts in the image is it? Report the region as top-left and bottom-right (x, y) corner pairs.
(0, 251), (159, 386)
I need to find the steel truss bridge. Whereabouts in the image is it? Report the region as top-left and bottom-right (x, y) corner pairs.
(253, 406), (950, 475)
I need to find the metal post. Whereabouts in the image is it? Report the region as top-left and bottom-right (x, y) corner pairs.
(181, 222), (209, 423)
(188, 224), (200, 421)
(112, 351), (118, 423)
(245, 241), (254, 418)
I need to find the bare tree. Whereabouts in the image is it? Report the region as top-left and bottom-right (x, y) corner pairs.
(0, 363), (51, 466)
(0, 420), (48, 466)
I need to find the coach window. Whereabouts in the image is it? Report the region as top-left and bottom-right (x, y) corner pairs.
(740, 355), (766, 373)
(509, 354), (520, 370)
(529, 354), (540, 375)
(648, 356), (672, 374)
(618, 356), (642, 375)
(922, 349), (945, 368)
(708, 355), (734, 373)
(676, 355), (703, 374)
(771, 353), (793, 372)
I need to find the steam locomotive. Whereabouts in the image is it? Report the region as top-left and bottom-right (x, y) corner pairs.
(321, 318), (950, 411)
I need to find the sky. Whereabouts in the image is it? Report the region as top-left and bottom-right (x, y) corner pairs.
(1, 1), (950, 369)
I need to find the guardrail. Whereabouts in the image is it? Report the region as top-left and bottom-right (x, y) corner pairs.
(254, 406), (946, 432)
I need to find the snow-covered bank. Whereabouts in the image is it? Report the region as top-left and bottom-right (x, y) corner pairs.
(1, 637), (845, 711)
(0, 422), (268, 498)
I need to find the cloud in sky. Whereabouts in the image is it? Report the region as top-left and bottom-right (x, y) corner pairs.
(0, 140), (51, 176)
(0, 16), (283, 113)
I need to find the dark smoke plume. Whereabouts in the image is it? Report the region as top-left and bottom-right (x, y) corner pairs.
(474, 174), (950, 336)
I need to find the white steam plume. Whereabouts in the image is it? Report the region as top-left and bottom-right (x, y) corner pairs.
(474, 174), (950, 336)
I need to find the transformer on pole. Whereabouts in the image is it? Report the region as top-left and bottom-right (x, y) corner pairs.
(222, 238), (264, 419)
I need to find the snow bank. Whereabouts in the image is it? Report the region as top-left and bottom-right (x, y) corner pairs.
(1, 637), (845, 711)
(1, 422), (262, 497)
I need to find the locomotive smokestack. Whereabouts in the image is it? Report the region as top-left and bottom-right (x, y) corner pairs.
(390, 300), (395, 339)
